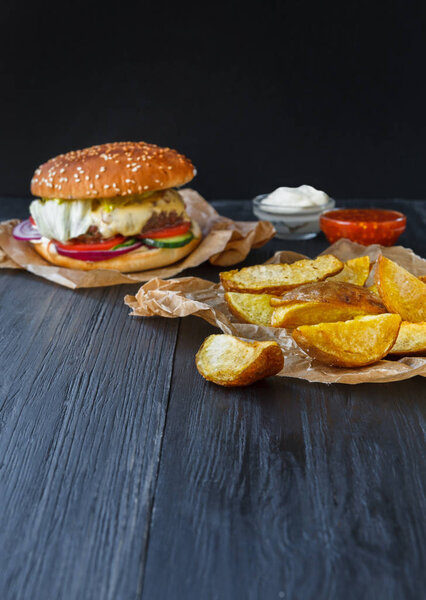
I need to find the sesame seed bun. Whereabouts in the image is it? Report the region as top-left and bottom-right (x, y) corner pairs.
(31, 141), (196, 200)
(32, 220), (202, 272)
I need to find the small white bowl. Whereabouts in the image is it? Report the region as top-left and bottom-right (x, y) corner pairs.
(252, 194), (335, 240)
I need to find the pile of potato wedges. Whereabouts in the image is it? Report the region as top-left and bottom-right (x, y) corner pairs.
(196, 253), (426, 386)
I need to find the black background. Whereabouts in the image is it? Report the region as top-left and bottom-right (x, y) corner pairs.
(1, 0), (425, 200)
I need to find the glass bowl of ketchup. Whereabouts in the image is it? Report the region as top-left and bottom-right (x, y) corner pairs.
(320, 208), (406, 246)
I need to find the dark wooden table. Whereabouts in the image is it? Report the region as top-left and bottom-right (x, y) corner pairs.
(1, 198), (425, 600)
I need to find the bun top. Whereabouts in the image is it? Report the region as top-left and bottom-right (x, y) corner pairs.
(31, 141), (196, 199)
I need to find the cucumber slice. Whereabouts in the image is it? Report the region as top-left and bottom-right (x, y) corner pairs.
(141, 231), (194, 248)
(111, 238), (138, 250)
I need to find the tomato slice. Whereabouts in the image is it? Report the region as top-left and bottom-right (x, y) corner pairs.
(29, 216), (36, 226)
(140, 221), (191, 239)
(54, 235), (126, 251)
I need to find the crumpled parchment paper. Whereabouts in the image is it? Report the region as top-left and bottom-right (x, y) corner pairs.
(124, 239), (426, 384)
(0, 189), (275, 289)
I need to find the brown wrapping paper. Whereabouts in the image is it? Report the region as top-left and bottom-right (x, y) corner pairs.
(124, 240), (426, 384)
(0, 190), (275, 288)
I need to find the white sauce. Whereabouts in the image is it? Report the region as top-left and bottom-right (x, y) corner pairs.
(260, 185), (329, 214)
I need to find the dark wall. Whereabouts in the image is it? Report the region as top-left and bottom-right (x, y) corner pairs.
(1, 0), (425, 200)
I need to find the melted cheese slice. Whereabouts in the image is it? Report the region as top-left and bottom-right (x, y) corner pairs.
(30, 190), (187, 242)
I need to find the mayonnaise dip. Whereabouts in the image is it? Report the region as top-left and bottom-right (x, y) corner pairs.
(260, 185), (329, 214)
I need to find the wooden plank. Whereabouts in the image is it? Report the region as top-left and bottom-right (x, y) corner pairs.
(0, 269), (180, 600)
(142, 315), (426, 600)
(142, 198), (426, 599)
(1, 197), (425, 600)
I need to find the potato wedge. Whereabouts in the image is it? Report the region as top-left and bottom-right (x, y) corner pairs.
(196, 335), (284, 386)
(375, 255), (426, 322)
(271, 281), (385, 328)
(270, 280), (385, 310)
(220, 254), (343, 294)
(368, 283), (380, 297)
(271, 301), (383, 328)
(330, 256), (370, 286)
(292, 314), (401, 367)
(224, 292), (275, 326)
(388, 321), (426, 356)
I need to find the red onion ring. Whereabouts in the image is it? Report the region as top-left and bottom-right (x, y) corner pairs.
(13, 219), (42, 241)
(55, 241), (144, 262)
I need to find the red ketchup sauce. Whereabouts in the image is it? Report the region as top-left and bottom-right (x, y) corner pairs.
(320, 209), (406, 246)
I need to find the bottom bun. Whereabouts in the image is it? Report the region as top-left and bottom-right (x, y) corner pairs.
(33, 220), (202, 272)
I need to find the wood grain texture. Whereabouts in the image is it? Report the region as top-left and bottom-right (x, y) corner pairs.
(0, 270), (180, 600)
(0, 198), (425, 600)
(142, 317), (426, 600)
(141, 199), (426, 600)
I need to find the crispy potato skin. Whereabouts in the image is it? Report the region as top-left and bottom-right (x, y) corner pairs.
(375, 255), (426, 322)
(330, 256), (370, 286)
(388, 321), (426, 356)
(195, 335), (284, 386)
(213, 255), (426, 371)
(270, 281), (385, 312)
(368, 283), (380, 297)
(271, 302), (381, 328)
(220, 255), (343, 294)
(224, 292), (274, 326)
(292, 314), (401, 368)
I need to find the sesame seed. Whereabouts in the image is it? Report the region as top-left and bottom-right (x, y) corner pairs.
(104, 184), (110, 189)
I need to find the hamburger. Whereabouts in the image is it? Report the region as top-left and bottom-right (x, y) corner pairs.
(14, 141), (202, 271)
